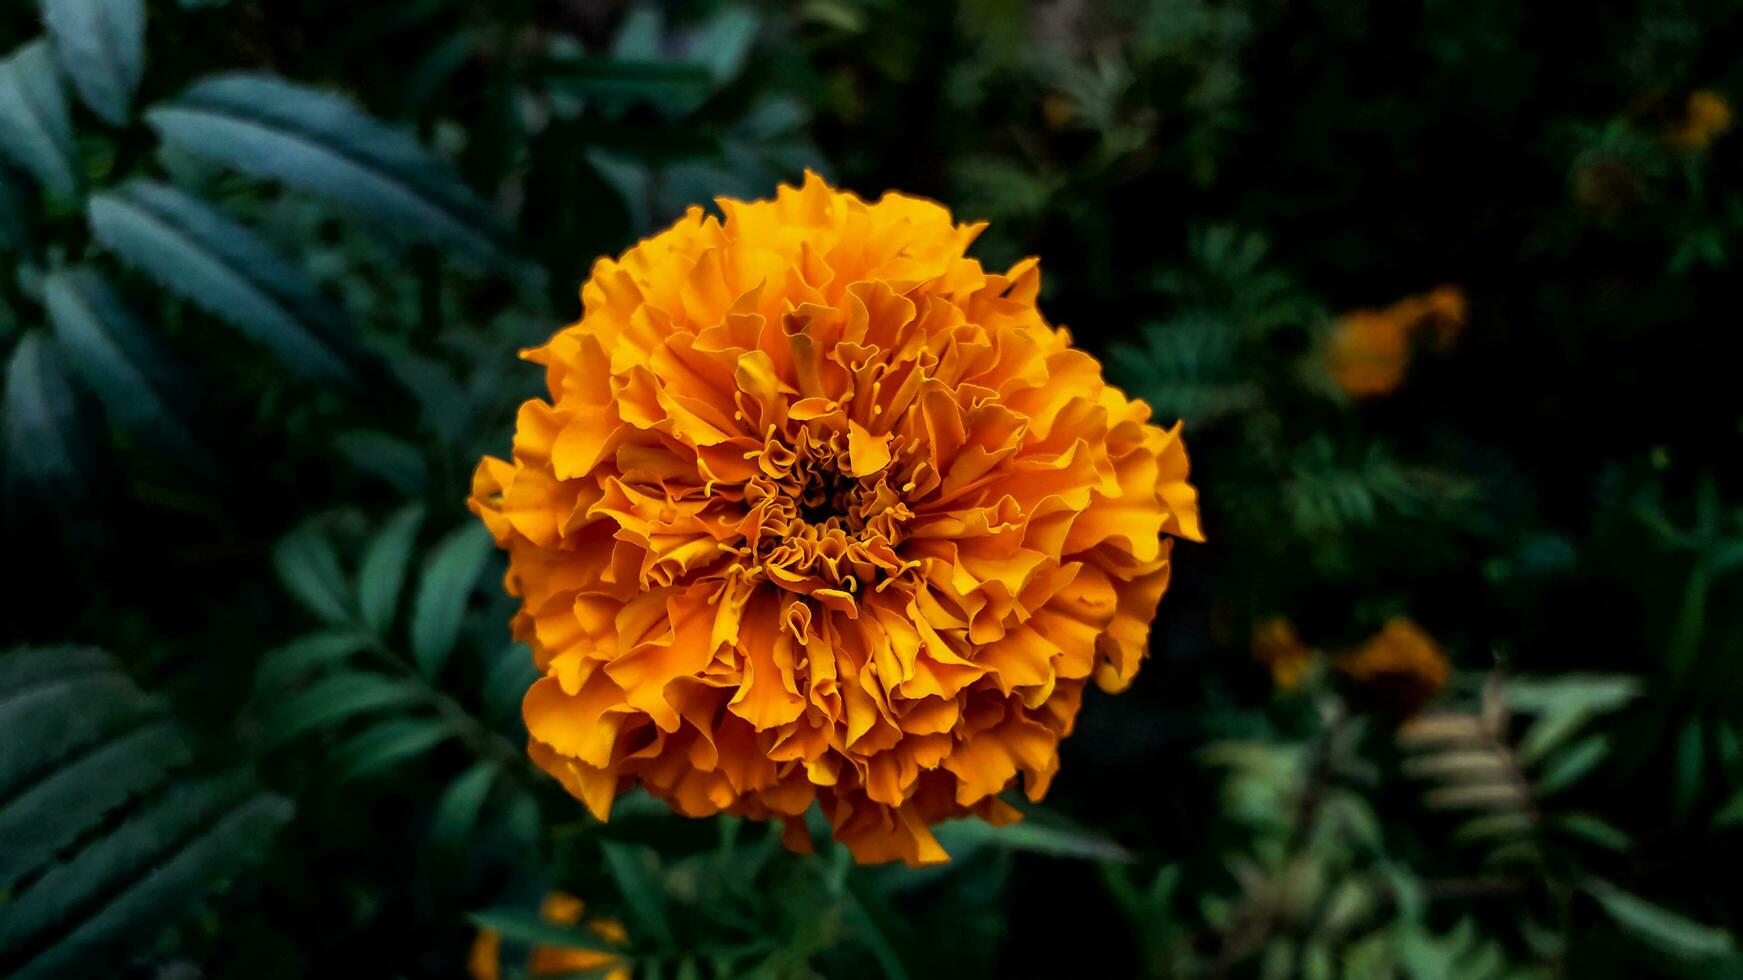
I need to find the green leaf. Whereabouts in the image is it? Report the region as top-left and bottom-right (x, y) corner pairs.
(273, 522), (352, 626)
(332, 429), (428, 497)
(87, 180), (358, 380)
(0, 42), (78, 199)
(543, 57), (716, 115)
(251, 631), (372, 695)
(601, 841), (676, 950)
(483, 643), (539, 723)
(466, 910), (626, 954)
(259, 671), (422, 748)
(42, 0), (146, 125)
(0, 666), (156, 801)
(692, 7), (760, 82)
(1674, 720), (1704, 825)
(0, 719), (190, 890)
(0, 776), (292, 979)
(1585, 878), (1734, 961)
(1533, 734), (1609, 797)
(43, 267), (204, 460)
(932, 814), (1134, 862)
(410, 523), (494, 681)
(0, 166), (30, 251)
(330, 717), (452, 784)
(1552, 813), (1630, 851)
(3, 331), (95, 502)
(146, 74), (516, 269)
(429, 762), (497, 856)
(358, 505), (425, 636)
(0, 644), (113, 691)
(1715, 791), (1743, 827)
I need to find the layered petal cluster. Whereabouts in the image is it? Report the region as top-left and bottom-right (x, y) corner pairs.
(470, 172), (1202, 864)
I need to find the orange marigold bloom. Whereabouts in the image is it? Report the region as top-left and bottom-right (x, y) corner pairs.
(1666, 89), (1733, 150)
(1326, 286), (1467, 397)
(1250, 617), (1314, 692)
(469, 892), (630, 980)
(469, 172), (1203, 865)
(1336, 617), (1450, 720)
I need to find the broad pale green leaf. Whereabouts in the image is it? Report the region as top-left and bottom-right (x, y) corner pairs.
(272, 522), (352, 626)
(42, 0), (146, 125)
(428, 762), (496, 856)
(0, 719), (190, 890)
(410, 523), (494, 681)
(331, 717), (452, 783)
(358, 505), (425, 636)
(0, 776), (291, 979)
(146, 74), (515, 268)
(1585, 878), (1734, 960)
(87, 180), (358, 380)
(259, 671), (422, 748)
(3, 331), (95, 501)
(251, 631), (372, 695)
(0, 42), (78, 199)
(43, 267), (203, 459)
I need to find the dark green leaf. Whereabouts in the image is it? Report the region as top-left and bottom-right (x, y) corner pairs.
(259, 671), (422, 748)
(333, 429), (428, 497)
(358, 505), (425, 636)
(331, 717), (452, 783)
(429, 762), (497, 856)
(43, 267), (204, 460)
(601, 841), (676, 950)
(3, 331), (95, 501)
(1552, 813), (1630, 851)
(0, 668), (155, 801)
(0, 42), (78, 199)
(273, 522), (352, 626)
(692, 8), (760, 82)
(543, 58), (715, 115)
(0, 719), (190, 890)
(251, 631), (372, 695)
(1586, 879), (1734, 961)
(0, 166), (29, 251)
(42, 0), (146, 125)
(410, 523), (493, 681)
(467, 910), (626, 954)
(146, 74), (516, 269)
(87, 180), (358, 380)
(0, 644), (113, 691)
(1533, 735), (1609, 797)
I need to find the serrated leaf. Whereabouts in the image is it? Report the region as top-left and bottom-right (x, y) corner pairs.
(601, 841), (676, 950)
(251, 631), (372, 695)
(0, 719), (190, 890)
(467, 910), (626, 954)
(1534, 734), (1609, 797)
(410, 523), (494, 681)
(87, 180), (358, 380)
(0, 42), (78, 199)
(1585, 878), (1734, 961)
(42, 0), (146, 125)
(332, 428), (428, 497)
(330, 716), (452, 784)
(273, 522), (352, 626)
(358, 505), (424, 636)
(0, 671), (156, 801)
(146, 74), (515, 269)
(429, 762), (497, 856)
(1, 778), (292, 979)
(43, 267), (204, 460)
(259, 671), (422, 748)
(3, 331), (95, 501)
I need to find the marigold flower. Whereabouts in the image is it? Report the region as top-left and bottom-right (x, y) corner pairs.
(1666, 89), (1733, 150)
(469, 892), (629, 980)
(1326, 286), (1466, 397)
(1250, 617), (1314, 692)
(470, 172), (1202, 864)
(1335, 617), (1449, 721)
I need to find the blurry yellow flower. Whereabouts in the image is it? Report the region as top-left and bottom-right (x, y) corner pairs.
(1250, 617), (1314, 692)
(470, 172), (1203, 866)
(1326, 286), (1467, 397)
(469, 892), (630, 980)
(1336, 618), (1449, 720)
(1666, 89), (1732, 150)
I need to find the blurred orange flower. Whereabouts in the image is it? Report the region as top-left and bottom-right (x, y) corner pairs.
(1666, 89), (1733, 150)
(1250, 617), (1314, 692)
(469, 892), (630, 980)
(1336, 617), (1450, 720)
(470, 172), (1203, 865)
(1326, 286), (1467, 397)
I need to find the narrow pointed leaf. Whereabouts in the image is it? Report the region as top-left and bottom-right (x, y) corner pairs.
(251, 631), (372, 695)
(429, 762), (496, 856)
(259, 672), (422, 748)
(410, 523), (494, 680)
(331, 717), (452, 783)
(42, 0), (146, 125)
(358, 505), (424, 636)
(3, 332), (95, 500)
(272, 522), (352, 626)
(1585, 879), (1734, 960)
(0, 42), (78, 199)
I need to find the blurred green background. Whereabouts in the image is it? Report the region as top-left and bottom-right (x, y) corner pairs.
(4, 0), (1743, 977)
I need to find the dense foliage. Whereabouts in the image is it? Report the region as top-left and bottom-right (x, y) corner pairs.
(3, 1), (1742, 977)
